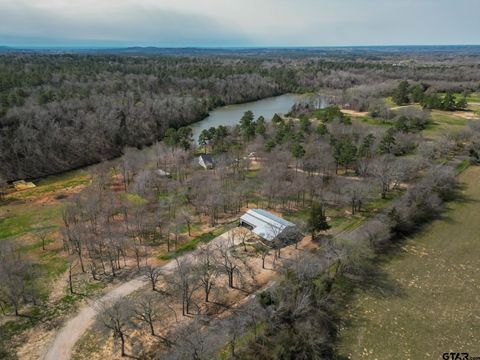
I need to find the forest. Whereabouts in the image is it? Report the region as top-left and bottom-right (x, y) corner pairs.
(2, 102), (479, 359)
(1, 48), (480, 359)
(1, 49), (480, 181)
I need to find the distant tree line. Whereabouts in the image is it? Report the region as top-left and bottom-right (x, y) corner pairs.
(393, 80), (469, 110)
(1, 52), (480, 181)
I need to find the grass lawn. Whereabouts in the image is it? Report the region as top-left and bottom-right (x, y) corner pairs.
(159, 223), (234, 260)
(470, 104), (480, 113)
(0, 170), (89, 240)
(120, 192), (148, 205)
(449, 92), (480, 103)
(0, 203), (61, 240)
(9, 171), (90, 200)
(356, 116), (392, 127)
(423, 110), (469, 138)
(384, 97), (397, 108)
(0, 170), (90, 297)
(466, 93), (480, 103)
(336, 166), (480, 359)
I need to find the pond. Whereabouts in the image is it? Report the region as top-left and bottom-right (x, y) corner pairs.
(191, 93), (304, 142)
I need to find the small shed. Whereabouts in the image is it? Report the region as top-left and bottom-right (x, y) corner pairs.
(13, 180), (36, 191)
(155, 169), (171, 177)
(198, 154), (214, 169)
(239, 209), (299, 244)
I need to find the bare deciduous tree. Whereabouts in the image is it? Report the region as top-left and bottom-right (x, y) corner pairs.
(166, 257), (200, 316)
(132, 294), (170, 345)
(215, 233), (248, 289)
(144, 265), (162, 292)
(196, 244), (218, 303)
(97, 299), (132, 357)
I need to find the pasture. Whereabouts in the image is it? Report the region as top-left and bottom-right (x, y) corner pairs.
(336, 166), (480, 359)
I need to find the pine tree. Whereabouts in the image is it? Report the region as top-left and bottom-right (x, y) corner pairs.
(393, 80), (410, 105)
(306, 202), (330, 241)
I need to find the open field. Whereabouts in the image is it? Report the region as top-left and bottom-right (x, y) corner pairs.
(451, 92), (480, 104)
(336, 166), (480, 359)
(0, 171), (91, 293)
(466, 93), (480, 103)
(422, 110), (471, 138)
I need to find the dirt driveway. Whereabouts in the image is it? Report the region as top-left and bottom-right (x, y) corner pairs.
(43, 232), (230, 360)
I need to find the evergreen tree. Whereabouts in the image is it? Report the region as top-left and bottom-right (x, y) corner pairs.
(272, 113), (283, 124)
(177, 127), (193, 150)
(456, 96), (468, 110)
(163, 128), (179, 148)
(421, 93), (442, 109)
(442, 92), (456, 111)
(240, 111), (256, 140)
(306, 202), (330, 241)
(299, 116), (311, 133)
(198, 129), (211, 153)
(393, 80), (410, 105)
(213, 125), (229, 151)
(332, 136), (357, 174)
(255, 116), (266, 136)
(291, 142), (306, 172)
(410, 84), (425, 103)
(322, 105), (345, 122)
(359, 134), (376, 157)
(379, 128), (396, 154)
(316, 123), (328, 136)
(265, 139), (276, 152)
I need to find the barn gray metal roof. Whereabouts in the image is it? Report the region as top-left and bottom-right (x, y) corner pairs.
(240, 209), (296, 242)
(199, 154), (214, 164)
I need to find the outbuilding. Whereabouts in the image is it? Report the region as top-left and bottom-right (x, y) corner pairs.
(198, 154), (214, 169)
(239, 208), (299, 244)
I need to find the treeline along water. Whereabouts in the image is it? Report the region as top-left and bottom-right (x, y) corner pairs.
(2, 51), (480, 181)
(191, 94), (303, 141)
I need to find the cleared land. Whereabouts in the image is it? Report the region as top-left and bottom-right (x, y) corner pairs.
(337, 166), (480, 359)
(0, 171), (90, 295)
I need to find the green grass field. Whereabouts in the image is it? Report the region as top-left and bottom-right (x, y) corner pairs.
(422, 110), (470, 138)
(0, 171), (90, 297)
(158, 223), (234, 260)
(451, 92), (480, 104)
(357, 116), (392, 127)
(9, 171), (90, 200)
(0, 204), (61, 240)
(1, 170), (90, 239)
(383, 97), (397, 108)
(336, 166), (480, 359)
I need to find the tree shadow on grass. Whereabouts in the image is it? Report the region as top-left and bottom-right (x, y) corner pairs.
(357, 265), (407, 300)
(333, 183), (479, 358)
(331, 265), (408, 360)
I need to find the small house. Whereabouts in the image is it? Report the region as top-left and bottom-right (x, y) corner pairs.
(198, 154), (214, 169)
(239, 209), (299, 245)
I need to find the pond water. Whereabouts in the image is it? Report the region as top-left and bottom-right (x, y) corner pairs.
(191, 93), (304, 142)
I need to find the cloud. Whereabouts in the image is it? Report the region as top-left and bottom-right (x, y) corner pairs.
(0, 0), (251, 46)
(0, 0), (479, 46)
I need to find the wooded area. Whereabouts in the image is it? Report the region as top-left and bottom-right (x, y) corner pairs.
(1, 51), (480, 181)
(1, 48), (480, 359)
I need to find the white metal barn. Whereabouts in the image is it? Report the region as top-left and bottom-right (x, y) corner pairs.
(239, 209), (297, 243)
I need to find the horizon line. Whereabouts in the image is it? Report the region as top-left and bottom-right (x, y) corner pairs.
(2, 44), (480, 50)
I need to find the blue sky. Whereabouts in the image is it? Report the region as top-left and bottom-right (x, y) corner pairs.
(0, 0), (478, 47)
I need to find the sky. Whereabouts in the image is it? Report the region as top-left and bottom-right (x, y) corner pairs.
(0, 0), (479, 47)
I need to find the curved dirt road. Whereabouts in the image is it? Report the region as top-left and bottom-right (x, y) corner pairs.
(44, 277), (147, 360)
(44, 232), (230, 360)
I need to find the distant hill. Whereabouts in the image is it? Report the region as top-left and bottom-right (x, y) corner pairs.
(1, 45), (480, 57)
